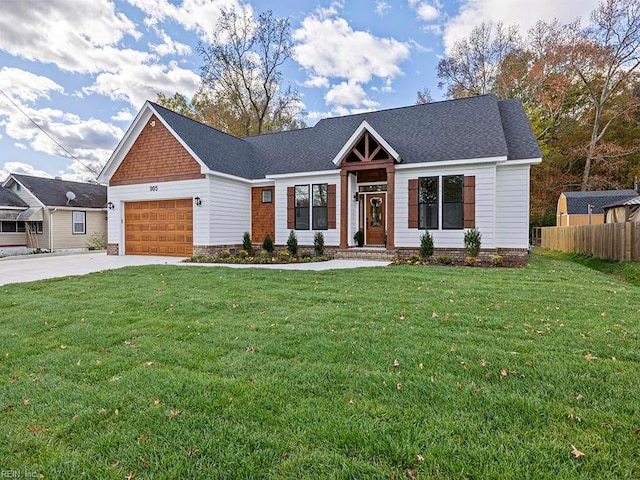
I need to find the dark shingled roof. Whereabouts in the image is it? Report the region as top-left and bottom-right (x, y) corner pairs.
(0, 186), (28, 208)
(563, 190), (639, 214)
(150, 94), (541, 179)
(12, 174), (107, 208)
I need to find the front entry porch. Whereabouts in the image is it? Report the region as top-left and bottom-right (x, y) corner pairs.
(337, 127), (398, 251)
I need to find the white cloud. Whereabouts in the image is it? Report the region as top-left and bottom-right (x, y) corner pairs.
(303, 76), (330, 88)
(325, 82), (378, 109)
(13, 143), (27, 150)
(375, 1), (391, 16)
(0, 161), (54, 182)
(0, 0), (146, 74)
(408, 1), (442, 21)
(443, 0), (600, 51)
(111, 109), (135, 122)
(293, 15), (410, 85)
(83, 61), (201, 108)
(0, 67), (64, 103)
(127, 0), (251, 43)
(149, 28), (193, 56)
(0, 99), (123, 177)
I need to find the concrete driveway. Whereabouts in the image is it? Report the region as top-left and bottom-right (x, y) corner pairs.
(0, 252), (390, 286)
(0, 252), (185, 286)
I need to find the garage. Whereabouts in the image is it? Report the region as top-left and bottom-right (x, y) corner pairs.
(124, 199), (193, 256)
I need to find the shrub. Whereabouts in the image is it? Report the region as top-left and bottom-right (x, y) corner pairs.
(262, 234), (274, 253)
(287, 230), (298, 256)
(408, 254), (421, 264)
(218, 249), (232, 259)
(238, 250), (249, 259)
(437, 255), (452, 265)
(419, 231), (434, 259)
(299, 250), (312, 259)
(464, 256), (476, 266)
(314, 231), (325, 256)
(242, 232), (253, 254)
(464, 227), (482, 257)
(86, 232), (107, 250)
(491, 254), (503, 267)
(279, 250), (291, 260)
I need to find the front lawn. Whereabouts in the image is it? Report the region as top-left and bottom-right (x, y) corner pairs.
(1, 253), (638, 479)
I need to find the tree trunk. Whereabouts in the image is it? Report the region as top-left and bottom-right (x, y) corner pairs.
(581, 107), (602, 191)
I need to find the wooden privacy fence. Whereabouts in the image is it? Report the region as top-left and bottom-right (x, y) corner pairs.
(541, 223), (640, 261)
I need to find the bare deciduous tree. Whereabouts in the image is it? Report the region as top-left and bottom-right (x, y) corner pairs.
(571, 0), (640, 190)
(436, 21), (520, 98)
(197, 9), (304, 136)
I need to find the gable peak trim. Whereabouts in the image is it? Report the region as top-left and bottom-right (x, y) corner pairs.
(332, 120), (401, 166)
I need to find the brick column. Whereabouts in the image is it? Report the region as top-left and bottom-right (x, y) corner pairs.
(340, 170), (349, 249)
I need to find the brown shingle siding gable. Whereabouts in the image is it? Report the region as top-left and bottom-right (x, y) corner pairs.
(110, 114), (205, 186)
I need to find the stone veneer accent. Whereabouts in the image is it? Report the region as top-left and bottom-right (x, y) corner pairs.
(107, 243), (119, 255)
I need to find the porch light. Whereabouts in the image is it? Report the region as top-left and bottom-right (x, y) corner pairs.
(194, 196), (202, 207)
(107, 201), (115, 210)
(353, 193), (358, 201)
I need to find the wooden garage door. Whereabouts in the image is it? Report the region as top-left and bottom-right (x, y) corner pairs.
(125, 199), (193, 256)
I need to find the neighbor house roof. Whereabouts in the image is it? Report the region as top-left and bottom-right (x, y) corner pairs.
(9, 174), (107, 208)
(143, 93), (541, 180)
(603, 195), (640, 209)
(0, 186), (28, 208)
(562, 190), (639, 214)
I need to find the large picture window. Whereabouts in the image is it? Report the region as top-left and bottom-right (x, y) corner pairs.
(73, 211), (86, 235)
(443, 175), (464, 229)
(0, 221), (26, 233)
(418, 177), (439, 229)
(312, 184), (328, 230)
(294, 185), (310, 230)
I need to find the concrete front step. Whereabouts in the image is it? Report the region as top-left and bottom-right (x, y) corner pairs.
(333, 248), (396, 262)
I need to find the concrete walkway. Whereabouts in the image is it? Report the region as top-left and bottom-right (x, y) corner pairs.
(0, 251), (390, 286)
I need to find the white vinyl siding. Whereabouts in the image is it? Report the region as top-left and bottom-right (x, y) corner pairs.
(395, 164), (496, 248)
(208, 175), (251, 245)
(495, 165), (531, 248)
(274, 173), (341, 246)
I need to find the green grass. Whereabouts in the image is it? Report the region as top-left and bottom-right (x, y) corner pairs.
(1, 253), (638, 479)
(537, 247), (640, 286)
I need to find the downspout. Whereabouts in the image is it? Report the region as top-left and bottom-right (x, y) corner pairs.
(49, 208), (57, 252)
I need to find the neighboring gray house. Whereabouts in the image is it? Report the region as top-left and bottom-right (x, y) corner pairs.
(98, 94), (542, 262)
(0, 174), (107, 255)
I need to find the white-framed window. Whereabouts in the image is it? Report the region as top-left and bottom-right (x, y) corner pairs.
(29, 221), (43, 234)
(72, 211), (86, 235)
(262, 189), (272, 203)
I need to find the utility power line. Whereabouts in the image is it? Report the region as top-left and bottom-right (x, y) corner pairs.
(0, 88), (100, 178)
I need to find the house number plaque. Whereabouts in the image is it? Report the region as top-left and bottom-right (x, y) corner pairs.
(149, 185), (159, 191)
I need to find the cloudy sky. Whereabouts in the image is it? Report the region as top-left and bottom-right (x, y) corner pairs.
(0, 0), (600, 182)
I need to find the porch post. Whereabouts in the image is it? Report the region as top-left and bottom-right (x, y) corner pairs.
(340, 170), (349, 249)
(386, 166), (395, 250)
